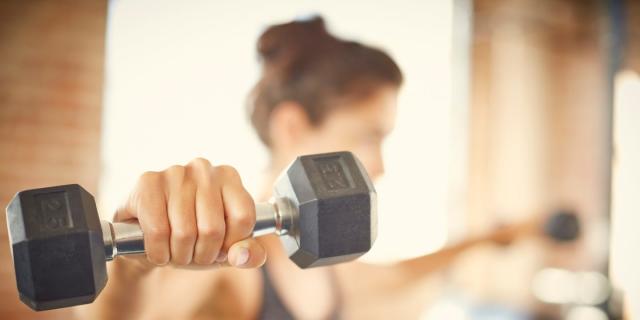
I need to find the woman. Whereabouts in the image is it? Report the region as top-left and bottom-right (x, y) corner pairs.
(79, 17), (536, 320)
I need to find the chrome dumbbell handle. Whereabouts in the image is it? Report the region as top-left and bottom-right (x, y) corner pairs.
(100, 198), (294, 261)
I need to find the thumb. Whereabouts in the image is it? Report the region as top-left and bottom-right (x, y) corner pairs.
(227, 239), (267, 268)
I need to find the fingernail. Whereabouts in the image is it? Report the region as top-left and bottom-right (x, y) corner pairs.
(215, 252), (227, 263)
(233, 248), (250, 266)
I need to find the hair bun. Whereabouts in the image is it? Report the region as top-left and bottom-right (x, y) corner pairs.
(257, 16), (335, 67)
(248, 15), (403, 147)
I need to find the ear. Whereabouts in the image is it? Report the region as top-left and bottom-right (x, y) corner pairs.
(268, 101), (313, 152)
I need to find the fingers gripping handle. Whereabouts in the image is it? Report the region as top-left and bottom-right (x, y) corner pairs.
(101, 200), (283, 260)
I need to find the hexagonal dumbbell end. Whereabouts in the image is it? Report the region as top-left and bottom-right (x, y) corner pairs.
(273, 151), (377, 268)
(6, 184), (106, 310)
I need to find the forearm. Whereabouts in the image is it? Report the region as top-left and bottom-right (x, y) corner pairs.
(394, 235), (490, 279)
(338, 233), (499, 293)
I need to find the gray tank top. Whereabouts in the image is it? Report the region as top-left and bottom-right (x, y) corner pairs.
(259, 267), (341, 320)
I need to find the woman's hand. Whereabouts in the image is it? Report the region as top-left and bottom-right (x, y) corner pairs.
(114, 158), (266, 269)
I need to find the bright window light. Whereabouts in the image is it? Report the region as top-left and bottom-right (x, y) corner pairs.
(610, 70), (640, 318)
(102, 0), (456, 263)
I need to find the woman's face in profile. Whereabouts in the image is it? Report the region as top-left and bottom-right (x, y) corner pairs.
(302, 86), (398, 182)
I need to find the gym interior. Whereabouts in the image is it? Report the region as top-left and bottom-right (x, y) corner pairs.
(0, 0), (638, 319)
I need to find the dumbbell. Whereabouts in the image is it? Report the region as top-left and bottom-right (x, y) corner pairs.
(6, 151), (376, 311)
(543, 209), (580, 242)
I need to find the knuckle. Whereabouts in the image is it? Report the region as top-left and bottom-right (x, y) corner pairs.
(172, 227), (197, 243)
(166, 165), (186, 181)
(189, 157), (212, 169)
(146, 225), (170, 240)
(139, 171), (161, 186)
(233, 212), (255, 231)
(198, 224), (225, 241)
(216, 165), (240, 180)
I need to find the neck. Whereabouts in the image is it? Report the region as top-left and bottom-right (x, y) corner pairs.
(257, 152), (295, 201)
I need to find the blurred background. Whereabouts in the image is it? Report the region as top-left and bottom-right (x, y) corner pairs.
(0, 0), (638, 319)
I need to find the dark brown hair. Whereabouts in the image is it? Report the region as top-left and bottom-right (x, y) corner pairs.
(247, 16), (403, 147)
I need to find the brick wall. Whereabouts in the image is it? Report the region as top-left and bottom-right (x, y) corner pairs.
(0, 1), (106, 318)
